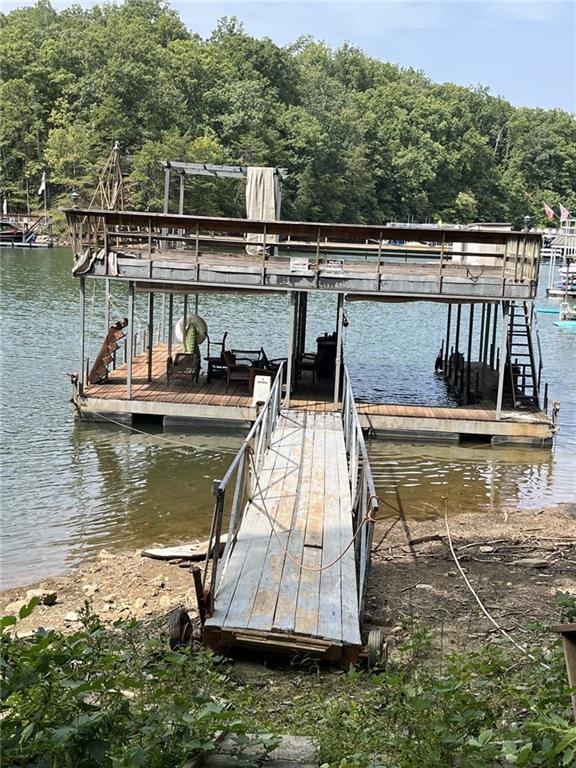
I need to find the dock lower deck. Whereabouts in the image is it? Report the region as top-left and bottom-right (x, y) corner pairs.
(76, 346), (554, 444)
(204, 410), (361, 657)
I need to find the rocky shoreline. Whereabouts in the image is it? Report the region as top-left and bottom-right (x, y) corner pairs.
(2, 503), (575, 642)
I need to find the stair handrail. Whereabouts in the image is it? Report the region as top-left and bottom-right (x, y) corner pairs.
(341, 366), (378, 612)
(203, 362), (286, 609)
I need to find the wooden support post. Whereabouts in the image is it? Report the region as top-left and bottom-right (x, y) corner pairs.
(478, 302), (486, 362)
(481, 303), (492, 395)
(178, 172), (185, 215)
(79, 277), (86, 395)
(273, 172), (282, 258)
(147, 292), (154, 383)
(298, 291), (308, 358)
(284, 293), (297, 408)
(105, 279), (111, 333)
(127, 281), (135, 400)
(490, 302), (498, 369)
(438, 232), (446, 293)
(444, 303), (452, 373)
(178, 172), (185, 250)
(334, 293), (345, 406)
(167, 293), (174, 360)
(454, 303), (462, 390)
(162, 165), (171, 249)
(466, 304), (474, 403)
(495, 302), (510, 420)
(163, 166), (171, 214)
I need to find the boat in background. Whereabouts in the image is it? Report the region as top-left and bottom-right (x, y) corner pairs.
(553, 301), (576, 329)
(0, 214), (53, 248)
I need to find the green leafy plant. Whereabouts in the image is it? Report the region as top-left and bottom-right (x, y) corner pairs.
(0, 601), (273, 767)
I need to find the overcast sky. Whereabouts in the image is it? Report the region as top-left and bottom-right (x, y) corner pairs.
(4, 1), (575, 111)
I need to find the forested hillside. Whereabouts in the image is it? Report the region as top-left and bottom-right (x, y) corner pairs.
(1, 0), (575, 226)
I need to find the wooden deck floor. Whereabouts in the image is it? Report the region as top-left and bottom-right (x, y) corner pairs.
(79, 346), (553, 443)
(83, 345), (335, 411)
(205, 411), (361, 649)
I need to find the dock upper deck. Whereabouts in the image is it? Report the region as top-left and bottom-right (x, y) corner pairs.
(64, 209), (541, 302)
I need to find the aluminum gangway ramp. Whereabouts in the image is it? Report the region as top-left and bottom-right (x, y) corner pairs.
(199, 366), (378, 663)
(204, 409), (363, 659)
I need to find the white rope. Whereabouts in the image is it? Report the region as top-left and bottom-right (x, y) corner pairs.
(246, 447), (376, 573)
(443, 501), (550, 669)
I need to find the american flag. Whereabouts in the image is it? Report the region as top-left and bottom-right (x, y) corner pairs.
(560, 203), (570, 222)
(543, 202), (555, 220)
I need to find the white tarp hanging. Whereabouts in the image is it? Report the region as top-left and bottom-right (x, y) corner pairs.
(246, 166), (277, 255)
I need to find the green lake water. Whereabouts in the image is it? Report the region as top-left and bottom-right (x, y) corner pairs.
(1, 247), (574, 589)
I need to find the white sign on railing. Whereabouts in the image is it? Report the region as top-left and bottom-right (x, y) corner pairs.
(324, 259), (344, 273)
(290, 257), (309, 273)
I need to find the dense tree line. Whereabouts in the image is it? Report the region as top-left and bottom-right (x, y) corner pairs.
(1, 0), (575, 227)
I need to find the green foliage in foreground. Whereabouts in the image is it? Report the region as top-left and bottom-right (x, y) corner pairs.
(0, 601), (275, 767)
(1, 597), (575, 767)
(1, 0), (575, 227)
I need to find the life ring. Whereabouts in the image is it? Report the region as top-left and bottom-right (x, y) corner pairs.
(174, 315), (208, 345)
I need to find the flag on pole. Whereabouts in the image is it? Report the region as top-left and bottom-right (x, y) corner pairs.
(37, 172), (46, 196)
(560, 203), (570, 222)
(543, 202), (555, 220)
(2, 198), (7, 216)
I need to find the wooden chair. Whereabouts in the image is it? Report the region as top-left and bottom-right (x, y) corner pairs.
(222, 350), (253, 392)
(166, 352), (201, 386)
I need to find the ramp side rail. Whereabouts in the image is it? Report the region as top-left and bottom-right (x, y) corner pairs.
(342, 366), (379, 613)
(202, 362), (285, 612)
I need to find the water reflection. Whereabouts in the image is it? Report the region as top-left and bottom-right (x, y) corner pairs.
(369, 440), (558, 519)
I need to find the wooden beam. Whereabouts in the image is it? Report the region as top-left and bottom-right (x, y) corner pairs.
(79, 277), (86, 395)
(159, 160), (287, 180)
(64, 207), (541, 247)
(127, 281), (134, 400)
(147, 292), (154, 383)
(334, 293), (345, 406)
(496, 302), (510, 420)
(167, 293), (174, 360)
(284, 294), (297, 408)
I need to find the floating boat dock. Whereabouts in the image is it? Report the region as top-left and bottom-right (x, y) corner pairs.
(77, 344), (553, 444)
(65, 208), (555, 446)
(63, 205), (559, 659)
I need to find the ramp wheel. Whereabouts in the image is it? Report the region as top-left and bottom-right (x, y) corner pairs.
(168, 607), (193, 650)
(367, 628), (387, 669)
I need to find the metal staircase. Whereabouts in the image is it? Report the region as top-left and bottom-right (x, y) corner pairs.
(506, 301), (541, 408)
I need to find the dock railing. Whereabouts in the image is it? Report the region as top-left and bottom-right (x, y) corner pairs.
(64, 208), (542, 300)
(341, 367), (379, 613)
(202, 362), (285, 612)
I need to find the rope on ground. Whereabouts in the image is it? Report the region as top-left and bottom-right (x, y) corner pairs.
(246, 446), (376, 574)
(443, 500), (551, 670)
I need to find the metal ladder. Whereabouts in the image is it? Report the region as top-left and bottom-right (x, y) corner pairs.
(506, 301), (540, 408)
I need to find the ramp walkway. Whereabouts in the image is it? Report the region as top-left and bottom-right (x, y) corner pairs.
(202, 365), (377, 660)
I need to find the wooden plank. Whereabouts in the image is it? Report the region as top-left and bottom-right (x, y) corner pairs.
(317, 413), (345, 642)
(294, 546), (322, 637)
(303, 413), (325, 549)
(212, 414), (304, 629)
(244, 414), (306, 631)
(335, 417), (361, 646)
(272, 413), (317, 634)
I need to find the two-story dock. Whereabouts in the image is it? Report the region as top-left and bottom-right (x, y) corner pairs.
(65, 208), (554, 446)
(64, 206), (555, 660)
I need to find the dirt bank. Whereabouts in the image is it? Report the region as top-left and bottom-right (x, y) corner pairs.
(2, 503), (575, 641)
